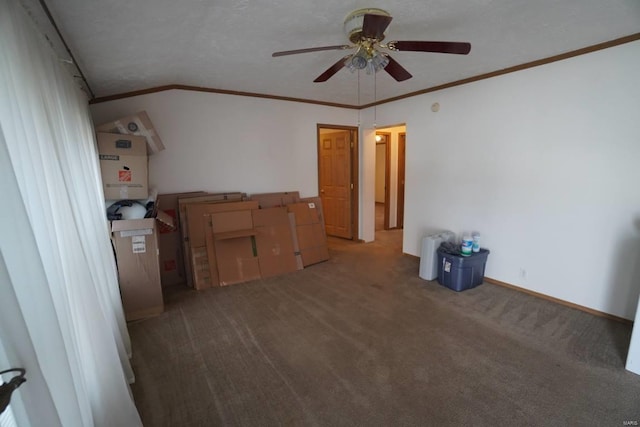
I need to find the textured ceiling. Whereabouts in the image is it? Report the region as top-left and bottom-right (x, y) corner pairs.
(42, 0), (640, 106)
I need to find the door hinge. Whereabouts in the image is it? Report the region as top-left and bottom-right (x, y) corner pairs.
(350, 183), (354, 190)
(350, 141), (354, 148)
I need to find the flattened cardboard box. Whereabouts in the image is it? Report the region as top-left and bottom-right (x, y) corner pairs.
(300, 196), (328, 236)
(97, 132), (148, 200)
(111, 218), (163, 321)
(214, 236), (261, 287)
(157, 191), (207, 287)
(206, 209), (259, 287)
(252, 207), (299, 278)
(288, 213), (304, 270)
(250, 191), (300, 208)
(178, 193), (245, 242)
(191, 246), (212, 289)
(287, 200), (329, 267)
(178, 195), (248, 287)
(96, 111), (165, 155)
(186, 201), (259, 289)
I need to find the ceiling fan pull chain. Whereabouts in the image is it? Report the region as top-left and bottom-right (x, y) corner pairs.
(357, 70), (361, 127)
(373, 71), (377, 129)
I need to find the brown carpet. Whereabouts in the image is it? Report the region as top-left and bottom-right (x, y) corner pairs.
(128, 230), (640, 426)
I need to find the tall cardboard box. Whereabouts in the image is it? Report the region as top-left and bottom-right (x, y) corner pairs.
(111, 218), (163, 321)
(97, 132), (148, 200)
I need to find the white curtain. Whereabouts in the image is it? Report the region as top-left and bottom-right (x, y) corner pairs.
(0, 0), (142, 425)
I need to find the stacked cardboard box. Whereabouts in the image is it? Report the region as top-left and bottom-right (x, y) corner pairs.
(110, 211), (174, 321)
(97, 111), (169, 321)
(96, 110), (165, 155)
(97, 132), (149, 200)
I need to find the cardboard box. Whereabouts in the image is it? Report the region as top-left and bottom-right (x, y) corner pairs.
(111, 218), (163, 321)
(300, 196), (328, 236)
(191, 246), (212, 290)
(214, 235), (261, 286)
(287, 199), (329, 267)
(156, 192), (208, 287)
(184, 200), (259, 289)
(97, 132), (148, 200)
(288, 213), (304, 270)
(176, 194), (246, 287)
(178, 193), (245, 241)
(252, 207), (299, 278)
(206, 207), (260, 287)
(96, 111), (165, 154)
(250, 191), (300, 208)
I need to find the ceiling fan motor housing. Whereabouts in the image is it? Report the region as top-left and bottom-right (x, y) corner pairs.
(344, 8), (391, 43)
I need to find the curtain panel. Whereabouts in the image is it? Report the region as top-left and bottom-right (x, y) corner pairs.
(0, 0), (141, 425)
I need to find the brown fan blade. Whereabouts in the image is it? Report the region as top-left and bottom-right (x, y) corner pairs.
(314, 56), (350, 82)
(362, 14), (393, 40)
(389, 41), (471, 55)
(384, 55), (412, 82)
(272, 45), (351, 57)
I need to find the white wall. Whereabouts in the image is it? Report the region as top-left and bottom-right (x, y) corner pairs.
(372, 40), (640, 319)
(90, 90), (357, 198)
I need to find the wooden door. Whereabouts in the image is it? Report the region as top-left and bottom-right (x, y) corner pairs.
(319, 130), (352, 239)
(397, 133), (406, 229)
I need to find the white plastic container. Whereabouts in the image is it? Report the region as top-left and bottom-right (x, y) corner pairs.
(461, 235), (473, 256)
(472, 232), (481, 253)
(419, 230), (455, 280)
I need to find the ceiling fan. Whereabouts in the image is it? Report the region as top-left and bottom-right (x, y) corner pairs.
(272, 8), (471, 83)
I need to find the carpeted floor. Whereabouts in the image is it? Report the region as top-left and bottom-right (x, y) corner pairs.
(128, 230), (640, 426)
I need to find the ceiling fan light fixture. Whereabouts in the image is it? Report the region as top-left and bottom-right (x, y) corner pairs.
(346, 46), (369, 72)
(372, 51), (389, 70)
(365, 51), (389, 75)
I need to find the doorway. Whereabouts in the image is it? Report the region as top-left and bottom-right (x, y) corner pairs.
(373, 125), (406, 234)
(317, 124), (359, 240)
(397, 132), (406, 229)
(375, 132), (391, 231)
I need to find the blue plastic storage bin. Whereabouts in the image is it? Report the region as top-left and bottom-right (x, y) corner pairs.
(436, 248), (490, 292)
